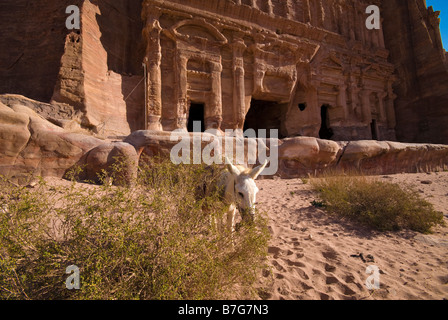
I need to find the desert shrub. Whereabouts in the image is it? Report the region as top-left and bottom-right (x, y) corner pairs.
(0, 159), (269, 300)
(311, 174), (445, 233)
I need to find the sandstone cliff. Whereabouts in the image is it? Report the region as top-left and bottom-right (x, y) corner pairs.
(0, 0), (81, 102)
(0, 1), (447, 143)
(383, 0), (448, 144)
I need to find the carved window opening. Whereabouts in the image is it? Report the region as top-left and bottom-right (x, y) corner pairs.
(243, 99), (286, 139)
(319, 104), (333, 140)
(187, 102), (205, 132)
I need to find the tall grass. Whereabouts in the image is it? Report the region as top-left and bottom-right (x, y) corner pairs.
(311, 174), (445, 233)
(0, 159), (270, 300)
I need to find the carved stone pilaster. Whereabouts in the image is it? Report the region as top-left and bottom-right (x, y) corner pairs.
(378, 91), (388, 122)
(232, 38), (247, 129)
(207, 61), (223, 130)
(337, 83), (348, 119)
(267, 0), (273, 16)
(175, 54), (189, 130)
(360, 89), (372, 124)
(386, 81), (397, 129)
(303, 0), (311, 23)
(143, 13), (163, 130)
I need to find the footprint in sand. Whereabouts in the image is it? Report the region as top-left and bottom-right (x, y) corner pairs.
(283, 258), (306, 268)
(322, 248), (339, 261)
(268, 246), (294, 258)
(325, 263), (337, 273)
(326, 276), (339, 285)
(268, 246), (281, 257)
(271, 260), (287, 272)
(294, 268), (310, 280)
(275, 273), (285, 280)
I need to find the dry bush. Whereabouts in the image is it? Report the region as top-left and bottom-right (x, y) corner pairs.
(311, 173), (445, 233)
(0, 159), (269, 300)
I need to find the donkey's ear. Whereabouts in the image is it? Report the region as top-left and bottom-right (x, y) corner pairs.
(225, 157), (240, 176)
(249, 160), (268, 180)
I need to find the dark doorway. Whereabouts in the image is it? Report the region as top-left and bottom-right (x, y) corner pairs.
(243, 99), (285, 138)
(187, 103), (205, 132)
(370, 119), (378, 140)
(319, 105), (333, 140)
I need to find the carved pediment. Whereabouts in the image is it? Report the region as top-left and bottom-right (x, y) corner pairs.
(169, 18), (228, 45)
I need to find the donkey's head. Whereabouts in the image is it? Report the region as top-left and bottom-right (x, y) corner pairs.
(226, 158), (268, 224)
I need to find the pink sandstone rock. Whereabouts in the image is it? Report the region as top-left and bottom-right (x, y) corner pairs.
(0, 100), (103, 184)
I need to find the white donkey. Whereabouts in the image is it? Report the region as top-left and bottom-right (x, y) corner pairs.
(211, 158), (268, 233)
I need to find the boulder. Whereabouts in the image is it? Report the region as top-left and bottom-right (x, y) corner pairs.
(277, 137), (341, 178)
(337, 141), (448, 175)
(83, 142), (139, 186)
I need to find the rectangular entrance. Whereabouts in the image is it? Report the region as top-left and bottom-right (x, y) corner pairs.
(319, 105), (334, 140)
(243, 99), (285, 138)
(371, 119), (378, 140)
(187, 103), (205, 132)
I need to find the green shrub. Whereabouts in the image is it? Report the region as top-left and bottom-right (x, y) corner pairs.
(0, 159), (269, 300)
(311, 174), (445, 233)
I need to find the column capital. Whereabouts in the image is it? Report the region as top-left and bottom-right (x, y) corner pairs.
(210, 60), (223, 73)
(231, 38), (247, 54)
(177, 53), (189, 67)
(148, 19), (162, 33)
(379, 91), (388, 99)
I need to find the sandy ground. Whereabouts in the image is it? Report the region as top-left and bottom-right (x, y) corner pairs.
(39, 171), (448, 300)
(255, 172), (448, 300)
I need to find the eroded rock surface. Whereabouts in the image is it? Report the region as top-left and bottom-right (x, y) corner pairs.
(0, 99), (103, 183)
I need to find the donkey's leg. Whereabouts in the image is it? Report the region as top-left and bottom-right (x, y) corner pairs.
(226, 204), (237, 233)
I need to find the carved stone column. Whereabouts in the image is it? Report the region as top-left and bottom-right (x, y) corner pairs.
(378, 18), (386, 48)
(232, 38), (247, 129)
(357, 4), (366, 44)
(337, 83), (348, 120)
(144, 16), (163, 131)
(285, 0), (293, 20)
(207, 60), (223, 130)
(378, 91), (388, 122)
(267, 0), (274, 15)
(309, 79), (321, 137)
(175, 53), (189, 130)
(303, 0), (311, 24)
(385, 97), (397, 129)
(349, 80), (361, 117)
(252, 43), (266, 96)
(372, 29), (380, 47)
(317, 0), (324, 28)
(385, 81), (397, 129)
(360, 89), (372, 124)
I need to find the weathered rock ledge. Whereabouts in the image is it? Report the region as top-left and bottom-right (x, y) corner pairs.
(1, 98), (447, 184)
